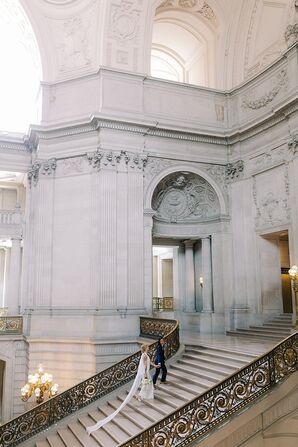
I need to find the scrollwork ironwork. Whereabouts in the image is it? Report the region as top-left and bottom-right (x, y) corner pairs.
(0, 317), (179, 446)
(0, 316), (23, 335)
(119, 332), (298, 447)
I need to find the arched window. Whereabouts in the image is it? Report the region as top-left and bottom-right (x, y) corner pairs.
(0, 0), (42, 134)
(151, 1), (217, 87)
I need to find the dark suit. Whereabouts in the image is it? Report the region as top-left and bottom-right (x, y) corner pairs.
(153, 344), (167, 384)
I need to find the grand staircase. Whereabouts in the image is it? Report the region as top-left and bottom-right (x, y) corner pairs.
(2, 317), (297, 447)
(33, 345), (258, 447)
(226, 313), (294, 340)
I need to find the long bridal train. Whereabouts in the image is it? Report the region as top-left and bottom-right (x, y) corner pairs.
(86, 344), (153, 435)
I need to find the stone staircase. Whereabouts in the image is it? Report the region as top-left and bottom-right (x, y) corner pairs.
(30, 344), (258, 447)
(227, 313), (294, 340)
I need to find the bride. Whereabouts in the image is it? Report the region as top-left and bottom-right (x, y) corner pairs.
(86, 343), (154, 435)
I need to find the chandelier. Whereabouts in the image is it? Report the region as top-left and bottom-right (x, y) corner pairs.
(21, 364), (59, 404)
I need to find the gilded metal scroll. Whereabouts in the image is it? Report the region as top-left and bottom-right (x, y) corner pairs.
(119, 332), (298, 447)
(0, 316), (23, 335)
(0, 317), (179, 446)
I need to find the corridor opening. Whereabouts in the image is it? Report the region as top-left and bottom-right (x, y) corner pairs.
(259, 230), (292, 314)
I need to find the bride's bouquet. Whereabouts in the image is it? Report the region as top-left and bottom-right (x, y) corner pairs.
(142, 376), (153, 386)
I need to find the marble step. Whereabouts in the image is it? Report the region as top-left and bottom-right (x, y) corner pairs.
(186, 345), (256, 362)
(78, 415), (116, 447)
(181, 354), (241, 374)
(248, 326), (291, 334)
(263, 322), (293, 328)
(226, 329), (282, 340)
(177, 358), (229, 380)
(170, 364), (220, 386)
(184, 348), (250, 367)
(182, 354), (240, 375)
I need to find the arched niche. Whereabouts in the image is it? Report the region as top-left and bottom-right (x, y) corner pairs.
(152, 171), (220, 223)
(148, 168), (227, 238)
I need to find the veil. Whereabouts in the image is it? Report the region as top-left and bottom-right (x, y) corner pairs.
(86, 352), (147, 435)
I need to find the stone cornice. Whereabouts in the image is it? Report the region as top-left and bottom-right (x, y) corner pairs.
(1, 96), (298, 155)
(27, 96), (298, 147)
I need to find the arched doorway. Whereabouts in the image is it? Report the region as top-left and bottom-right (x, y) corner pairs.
(149, 170), (226, 330)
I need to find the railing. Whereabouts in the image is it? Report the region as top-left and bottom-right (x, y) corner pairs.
(0, 209), (22, 225)
(0, 316), (23, 335)
(119, 331), (298, 447)
(0, 317), (179, 446)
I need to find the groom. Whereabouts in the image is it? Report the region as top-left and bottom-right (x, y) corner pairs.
(153, 337), (167, 386)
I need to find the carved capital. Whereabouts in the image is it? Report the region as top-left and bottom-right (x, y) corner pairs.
(27, 162), (41, 187)
(288, 135), (298, 154)
(27, 158), (57, 187)
(285, 23), (298, 47)
(87, 150), (103, 170)
(225, 160), (244, 181)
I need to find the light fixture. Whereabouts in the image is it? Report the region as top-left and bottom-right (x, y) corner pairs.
(288, 265), (298, 330)
(199, 276), (203, 287)
(21, 364), (59, 404)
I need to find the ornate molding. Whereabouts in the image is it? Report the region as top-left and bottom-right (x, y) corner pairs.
(27, 159), (57, 187)
(157, 0), (217, 24)
(109, 1), (141, 42)
(242, 70), (288, 110)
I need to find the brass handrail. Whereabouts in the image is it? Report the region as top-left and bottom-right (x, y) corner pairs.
(119, 331), (298, 447)
(0, 316), (23, 335)
(0, 317), (179, 447)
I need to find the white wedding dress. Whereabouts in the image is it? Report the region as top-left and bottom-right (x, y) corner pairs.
(86, 352), (153, 435)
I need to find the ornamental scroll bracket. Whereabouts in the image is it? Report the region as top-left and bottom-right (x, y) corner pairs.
(288, 134), (298, 154)
(225, 160), (244, 182)
(27, 159), (57, 187)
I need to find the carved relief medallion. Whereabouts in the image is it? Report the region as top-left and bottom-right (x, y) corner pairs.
(152, 172), (220, 223)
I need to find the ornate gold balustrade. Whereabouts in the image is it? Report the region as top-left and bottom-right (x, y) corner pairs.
(0, 316), (23, 335)
(0, 317), (179, 447)
(119, 331), (298, 447)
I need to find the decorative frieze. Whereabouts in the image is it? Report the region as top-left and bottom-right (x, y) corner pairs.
(87, 149), (148, 171)
(241, 69), (288, 110)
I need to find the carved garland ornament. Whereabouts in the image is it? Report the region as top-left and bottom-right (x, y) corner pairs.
(152, 172), (220, 223)
(242, 70), (288, 110)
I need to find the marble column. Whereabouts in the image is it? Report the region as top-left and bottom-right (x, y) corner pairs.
(184, 240), (196, 312)
(202, 236), (213, 312)
(143, 209), (155, 313)
(7, 238), (22, 315)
